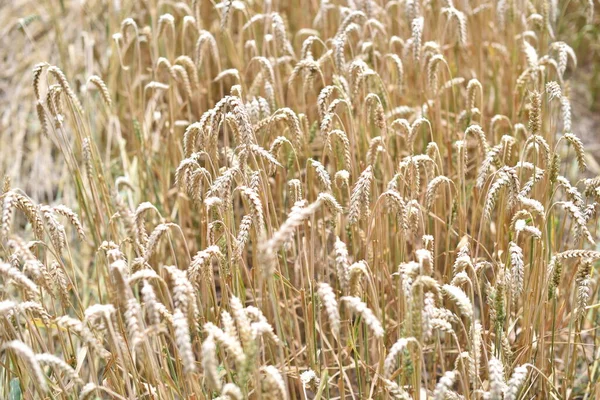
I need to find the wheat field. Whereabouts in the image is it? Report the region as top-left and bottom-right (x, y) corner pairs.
(0, 0), (599, 398)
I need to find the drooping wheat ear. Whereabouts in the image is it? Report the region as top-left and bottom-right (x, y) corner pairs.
(36, 101), (50, 137)
(201, 333), (222, 391)
(317, 282), (341, 337)
(271, 12), (294, 57)
(288, 58), (324, 90)
(233, 214), (253, 261)
(348, 260), (369, 297)
(317, 85), (337, 117)
(1, 340), (48, 393)
(466, 78), (483, 110)
(47, 66), (83, 114)
(249, 144), (283, 172)
(384, 53), (404, 90)
(2, 191), (43, 240)
(239, 186), (265, 233)
(143, 223), (176, 262)
(483, 169), (519, 221)
(9, 237), (51, 290)
(367, 136), (385, 165)
(172, 65), (193, 99)
(163, 265), (198, 317)
(348, 165), (373, 225)
(555, 176), (583, 209)
(52, 205), (85, 240)
(0, 260), (38, 298)
(317, 193), (343, 220)
(427, 54), (445, 95)
(173, 309), (196, 374)
(32, 62), (49, 100)
(40, 206), (66, 253)
(562, 132), (586, 171)
(46, 84), (64, 124)
(175, 56), (200, 90)
(411, 17), (424, 62)
(188, 245), (222, 284)
(426, 175), (453, 210)
(269, 137), (295, 165)
(86, 75), (112, 107)
(452, 241), (472, 274)
(134, 202), (162, 247)
(575, 260), (592, 321)
(509, 241), (524, 302)
(391, 118), (411, 147)
(35, 353), (83, 385)
(477, 142), (504, 189)
(327, 129), (351, 170)
(442, 7), (467, 47)
(464, 124), (490, 154)
(384, 337), (417, 377)
(431, 317), (457, 339)
(308, 159), (332, 191)
(559, 201), (594, 244)
(342, 296), (384, 338)
(551, 41), (577, 77)
(504, 364), (529, 400)
(260, 365), (288, 400)
(120, 16), (139, 40)
(336, 9), (367, 36)
(489, 115), (513, 137)
(11, 301), (50, 325)
(488, 356), (507, 398)
(157, 13), (175, 38)
(182, 121), (207, 159)
(196, 30), (219, 67)
(260, 199), (323, 278)
(365, 93), (386, 131)
(433, 370), (457, 400)
(442, 284), (473, 321)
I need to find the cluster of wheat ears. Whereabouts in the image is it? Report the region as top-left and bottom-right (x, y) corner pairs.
(0, 0), (599, 398)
